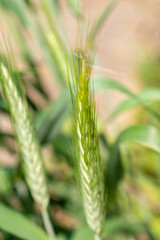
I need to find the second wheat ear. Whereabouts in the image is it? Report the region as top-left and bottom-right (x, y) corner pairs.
(69, 50), (106, 240)
(0, 60), (55, 240)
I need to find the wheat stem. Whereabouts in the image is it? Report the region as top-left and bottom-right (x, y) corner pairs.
(42, 210), (56, 240)
(94, 235), (101, 240)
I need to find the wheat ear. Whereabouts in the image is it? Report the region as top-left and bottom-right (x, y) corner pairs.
(0, 60), (56, 239)
(69, 51), (106, 238)
(0, 62), (49, 209)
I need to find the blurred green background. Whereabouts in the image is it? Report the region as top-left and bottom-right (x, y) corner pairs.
(1, 0), (160, 239)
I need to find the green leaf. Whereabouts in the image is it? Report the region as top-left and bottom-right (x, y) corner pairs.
(33, 24), (67, 87)
(52, 133), (72, 158)
(93, 77), (160, 121)
(36, 77), (160, 144)
(56, 235), (67, 240)
(66, 0), (82, 18)
(90, 0), (119, 38)
(0, 0), (29, 26)
(45, 27), (69, 86)
(34, 77), (135, 144)
(0, 203), (49, 240)
(107, 125), (160, 197)
(93, 76), (133, 96)
(118, 125), (160, 152)
(0, 168), (12, 194)
(34, 90), (69, 143)
(110, 88), (160, 119)
(0, 96), (7, 112)
(1, 0), (68, 87)
(71, 217), (144, 240)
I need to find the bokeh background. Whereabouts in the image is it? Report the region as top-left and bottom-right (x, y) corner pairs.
(1, 0), (160, 240)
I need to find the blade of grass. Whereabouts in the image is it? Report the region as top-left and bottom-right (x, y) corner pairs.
(93, 76), (133, 96)
(0, 0), (30, 26)
(93, 77), (160, 122)
(0, 203), (49, 240)
(66, 0), (82, 18)
(107, 125), (160, 198)
(71, 217), (144, 240)
(34, 90), (70, 143)
(110, 88), (160, 119)
(34, 78), (160, 144)
(0, 0), (68, 87)
(90, 0), (119, 39)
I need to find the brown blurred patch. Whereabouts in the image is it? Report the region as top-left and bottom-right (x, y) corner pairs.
(51, 204), (80, 230)
(137, 234), (150, 240)
(0, 148), (18, 167)
(42, 145), (72, 180)
(0, 233), (4, 240)
(0, 113), (13, 135)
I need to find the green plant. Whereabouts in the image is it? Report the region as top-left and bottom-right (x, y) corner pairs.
(1, 1), (160, 240)
(69, 50), (106, 240)
(0, 58), (55, 239)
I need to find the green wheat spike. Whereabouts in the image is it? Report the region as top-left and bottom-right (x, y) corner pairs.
(0, 61), (49, 211)
(69, 51), (106, 238)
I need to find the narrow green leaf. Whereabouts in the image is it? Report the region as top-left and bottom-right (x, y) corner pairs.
(107, 125), (160, 197)
(66, 0), (82, 18)
(34, 77), (137, 144)
(56, 235), (67, 240)
(93, 77), (160, 121)
(0, 0), (29, 26)
(102, 218), (145, 238)
(34, 90), (69, 143)
(110, 88), (160, 119)
(0, 96), (7, 112)
(0, 203), (49, 240)
(93, 76), (133, 96)
(0, 0), (67, 87)
(71, 217), (144, 240)
(0, 168), (12, 194)
(90, 0), (119, 38)
(118, 125), (160, 152)
(34, 24), (67, 87)
(45, 28), (69, 86)
(36, 77), (160, 145)
(35, 76), (160, 145)
(40, 0), (61, 25)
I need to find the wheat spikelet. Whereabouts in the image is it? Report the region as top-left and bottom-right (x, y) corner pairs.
(69, 51), (106, 236)
(0, 62), (49, 210)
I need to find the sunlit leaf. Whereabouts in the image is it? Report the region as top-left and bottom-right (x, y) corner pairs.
(110, 88), (160, 119)
(107, 125), (160, 197)
(0, 203), (49, 240)
(66, 0), (82, 18)
(71, 217), (144, 240)
(90, 0), (119, 39)
(93, 76), (133, 96)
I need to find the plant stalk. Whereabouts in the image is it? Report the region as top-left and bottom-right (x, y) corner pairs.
(42, 210), (56, 240)
(94, 235), (101, 240)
